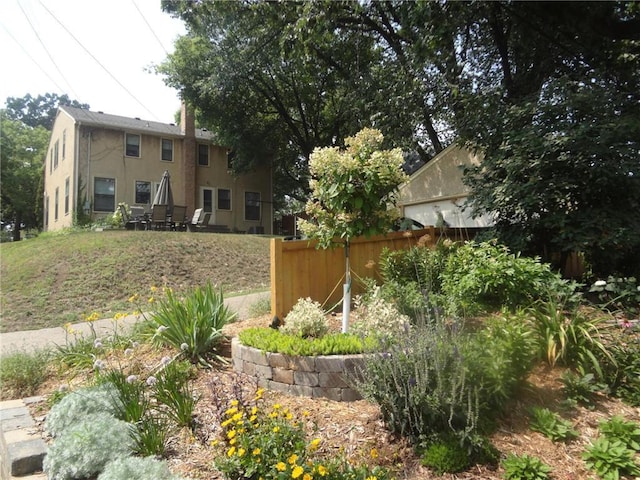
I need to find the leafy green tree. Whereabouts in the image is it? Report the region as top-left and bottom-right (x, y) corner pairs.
(0, 113), (50, 240)
(4, 93), (88, 130)
(299, 128), (407, 331)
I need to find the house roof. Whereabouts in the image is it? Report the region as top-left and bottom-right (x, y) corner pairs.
(58, 105), (216, 142)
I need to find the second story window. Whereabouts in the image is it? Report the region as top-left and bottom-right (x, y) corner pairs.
(125, 133), (140, 157)
(62, 130), (66, 159)
(198, 144), (209, 166)
(54, 140), (59, 169)
(161, 139), (173, 161)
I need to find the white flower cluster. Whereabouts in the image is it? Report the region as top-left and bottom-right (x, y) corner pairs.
(350, 289), (410, 341)
(281, 297), (329, 338)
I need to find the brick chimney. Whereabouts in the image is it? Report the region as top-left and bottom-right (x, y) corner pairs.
(180, 100), (196, 217)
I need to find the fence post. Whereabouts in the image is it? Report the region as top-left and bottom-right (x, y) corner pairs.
(270, 238), (284, 321)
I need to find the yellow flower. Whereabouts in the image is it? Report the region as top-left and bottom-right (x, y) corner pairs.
(288, 454), (299, 465)
(227, 430), (236, 439)
(273, 426), (280, 433)
(249, 415), (257, 423)
(238, 448), (246, 457)
(276, 462), (287, 472)
(150, 285), (158, 292)
(227, 446), (236, 457)
(255, 388), (265, 400)
(251, 406), (258, 415)
(148, 296), (154, 303)
(370, 448), (379, 459)
(285, 412), (293, 420)
(269, 412), (278, 418)
(365, 477), (377, 480)
(309, 438), (321, 450)
(128, 294), (139, 303)
(210, 439), (219, 447)
(225, 407), (238, 416)
(229, 438), (236, 445)
(273, 403), (281, 410)
(114, 312), (124, 320)
(292, 466), (304, 479)
(221, 419), (232, 427)
(230, 399), (239, 406)
(303, 410), (310, 417)
(303, 474), (312, 480)
(317, 465), (328, 477)
(232, 412), (243, 422)
(252, 448), (261, 456)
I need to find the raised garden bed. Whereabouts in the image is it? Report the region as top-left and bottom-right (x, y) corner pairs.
(231, 338), (364, 402)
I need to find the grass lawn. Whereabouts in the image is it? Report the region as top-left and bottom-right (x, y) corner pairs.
(0, 230), (271, 333)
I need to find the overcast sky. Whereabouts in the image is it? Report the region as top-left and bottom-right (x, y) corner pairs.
(0, 0), (187, 124)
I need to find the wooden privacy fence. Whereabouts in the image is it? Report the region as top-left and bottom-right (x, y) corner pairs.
(270, 226), (479, 320)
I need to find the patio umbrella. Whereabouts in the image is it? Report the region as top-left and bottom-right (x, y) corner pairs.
(152, 170), (174, 214)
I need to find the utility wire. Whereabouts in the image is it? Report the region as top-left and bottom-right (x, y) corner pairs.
(38, 0), (160, 122)
(16, 0), (81, 100)
(0, 22), (66, 94)
(132, 0), (169, 56)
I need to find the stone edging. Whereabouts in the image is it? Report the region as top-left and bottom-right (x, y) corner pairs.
(231, 338), (364, 402)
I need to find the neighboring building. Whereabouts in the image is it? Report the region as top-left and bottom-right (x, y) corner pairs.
(43, 104), (273, 233)
(398, 144), (494, 228)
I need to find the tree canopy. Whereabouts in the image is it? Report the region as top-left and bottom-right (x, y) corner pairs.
(4, 93), (89, 130)
(159, 0), (640, 275)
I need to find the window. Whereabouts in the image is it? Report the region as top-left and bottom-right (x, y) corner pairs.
(217, 188), (231, 210)
(203, 188), (213, 213)
(54, 188), (59, 221)
(49, 148), (53, 174)
(245, 191), (261, 221)
(64, 177), (70, 215)
(54, 140), (59, 169)
(161, 138), (173, 161)
(44, 196), (49, 228)
(227, 150), (234, 170)
(94, 177), (115, 212)
(198, 144), (209, 166)
(135, 180), (151, 204)
(125, 133), (140, 157)
(62, 130), (66, 159)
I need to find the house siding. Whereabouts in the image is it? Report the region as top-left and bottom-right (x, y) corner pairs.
(44, 106), (273, 233)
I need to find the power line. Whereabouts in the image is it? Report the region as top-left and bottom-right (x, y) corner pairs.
(38, 0), (160, 122)
(132, 0), (169, 56)
(0, 22), (66, 94)
(15, 0), (81, 100)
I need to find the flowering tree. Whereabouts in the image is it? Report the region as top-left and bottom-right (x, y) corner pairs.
(299, 128), (408, 332)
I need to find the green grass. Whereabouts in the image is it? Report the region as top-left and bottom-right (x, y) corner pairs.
(0, 230), (271, 333)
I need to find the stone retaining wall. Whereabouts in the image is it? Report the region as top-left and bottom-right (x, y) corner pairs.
(231, 338), (364, 402)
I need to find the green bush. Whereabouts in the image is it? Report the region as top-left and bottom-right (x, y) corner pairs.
(239, 327), (373, 355)
(43, 413), (134, 480)
(97, 456), (185, 480)
(441, 241), (570, 316)
(501, 453), (552, 480)
(561, 371), (606, 408)
(529, 407), (578, 442)
(589, 276), (640, 315)
(152, 281), (236, 366)
(596, 323), (640, 406)
(44, 383), (120, 437)
(0, 349), (50, 398)
(280, 297), (328, 338)
(420, 436), (471, 474)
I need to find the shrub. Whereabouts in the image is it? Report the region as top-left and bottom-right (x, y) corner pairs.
(0, 349), (50, 399)
(43, 413), (134, 480)
(441, 241), (569, 316)
(561, 371), (606, 408)
(582, 437), (640, 480)
(353, 314), (535, 445)
(350, 288), (410, 342)
(44, 383), (120, 437)
(97, 456), (185, 480)
(529, 407), (578, 442)
(589, 276), (640, 315)
(596, 322), (640, 406)
(152, 281), (236, 366)
(501, 453), (552, 480)
(280, 297), (328, 338)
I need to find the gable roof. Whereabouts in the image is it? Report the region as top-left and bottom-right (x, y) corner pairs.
(58, 105), (216, 141)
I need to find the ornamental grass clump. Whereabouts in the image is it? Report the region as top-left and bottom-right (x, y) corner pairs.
(280, 297), (328, 338)
(152, 281), (236, 366)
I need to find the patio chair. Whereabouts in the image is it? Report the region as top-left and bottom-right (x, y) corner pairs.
(150, 204), (168, 230)
(170, 205), (187, 231)
(119, 204), (146, 230)
(188, 209), (212, 232)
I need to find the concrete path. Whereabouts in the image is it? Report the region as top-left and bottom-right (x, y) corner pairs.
(0, 290), (270, 357)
